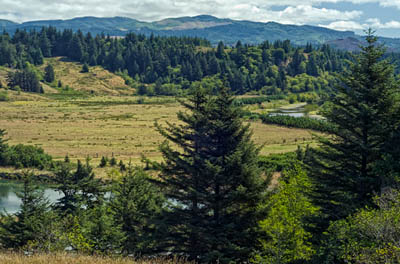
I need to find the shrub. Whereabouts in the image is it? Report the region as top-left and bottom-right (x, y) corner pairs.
(99, 156), (108, 167)
(2, 144), (53, 169)
(81, 63), (89, 73)
(260, 114), (336, 133)
(0, 91), (9, 102)
(110, 157), (117, 166)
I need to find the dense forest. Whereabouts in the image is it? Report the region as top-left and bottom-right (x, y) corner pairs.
(0, 28), (400, 263)
(0, 27), (354, 99)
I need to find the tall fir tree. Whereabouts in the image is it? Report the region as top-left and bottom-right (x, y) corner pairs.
(155, 87), (268, 263)
(307, 30), (400, 228)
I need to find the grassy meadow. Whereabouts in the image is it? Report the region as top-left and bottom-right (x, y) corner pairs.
(0, 58), (319, 178)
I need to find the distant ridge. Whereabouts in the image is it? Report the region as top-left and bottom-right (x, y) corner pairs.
(2, 15), (400, 50)
(0, 19), (18, 28)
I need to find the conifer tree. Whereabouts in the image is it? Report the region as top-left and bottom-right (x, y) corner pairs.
(308, 30), (400, 227)
(110, 167), (164, 255)
(81, 63), (89, 73)
(110, 156), (117, 166)
(54, 159), (103, 215)
(156, 87), (267, 262)
(216, 41), (226, 59)
(44, 64), (55, 83)
(39, 31), (52, 57)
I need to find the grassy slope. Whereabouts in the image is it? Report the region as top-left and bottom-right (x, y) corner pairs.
(39, 57), (133, 95)
(0, 59), (318, 178)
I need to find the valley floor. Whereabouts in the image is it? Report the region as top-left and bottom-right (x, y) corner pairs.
(0, 93), (317, 177)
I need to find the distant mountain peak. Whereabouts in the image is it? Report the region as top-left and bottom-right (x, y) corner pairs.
(2, 15), (400, 51)
(155, 15), (232, 30)
(0, 19), (18, 28)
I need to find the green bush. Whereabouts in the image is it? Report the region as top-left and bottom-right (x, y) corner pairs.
(260, 114), (336, 133)
(258, 152), (298, 172)
(0, 91), (9, 102)
(2, 144), (53, 169)
(321, 190), (400, 263)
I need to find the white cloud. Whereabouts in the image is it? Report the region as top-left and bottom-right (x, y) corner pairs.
(274, 5), (361, 24)
(366, 18), (400, 29)
(321, 17), (400, 32)
(320, 20), (366, 31)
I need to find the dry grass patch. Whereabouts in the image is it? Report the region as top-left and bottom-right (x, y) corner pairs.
(40, 57), (133, 95)
(0, 95), (320, 177)
(0, 97), (181, 165)
(249, 121), (318, 155)
(0, 253), (192, 264)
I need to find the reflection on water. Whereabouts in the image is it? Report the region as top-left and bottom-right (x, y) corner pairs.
(269, 105), (306, 117)
(0, 180), (61, 214)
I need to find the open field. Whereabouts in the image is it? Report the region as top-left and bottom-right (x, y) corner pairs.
(0, 94), (317, 168)
(0, 59), (319, 177)
(0, 253), (191, 264)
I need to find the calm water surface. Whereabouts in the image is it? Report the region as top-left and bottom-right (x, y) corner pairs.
(0, 180), (60, 214)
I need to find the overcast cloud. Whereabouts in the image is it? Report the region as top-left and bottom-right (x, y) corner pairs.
(0, 0), (400, 37)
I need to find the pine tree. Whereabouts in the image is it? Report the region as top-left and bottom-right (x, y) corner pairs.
(81, 63), (89, 73)
(110, 156), (117, 166)
(44, 64), (55, 83)
(110, 167), (164, 254)
(39, 31), (52, 57)
(216, 41), (226, 59)
(99, 156), (108, 167)
(156, 87), (267, 262)
(82, 204), (124, 254)
(308, 30), (400, 227)
(306, 52), (319, 76)
(54, 159), (103, 215)
(68, 35), (84, 62)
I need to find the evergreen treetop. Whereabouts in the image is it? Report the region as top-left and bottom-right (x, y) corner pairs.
(308, 29), (400, 227)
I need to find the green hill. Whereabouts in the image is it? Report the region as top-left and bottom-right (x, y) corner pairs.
(4, 15), (400, 49)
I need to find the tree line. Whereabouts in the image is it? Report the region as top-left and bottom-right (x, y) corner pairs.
(0, 27), (352, 97)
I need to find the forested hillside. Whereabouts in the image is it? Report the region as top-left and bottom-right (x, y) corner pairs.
(0, 27), (355, 101)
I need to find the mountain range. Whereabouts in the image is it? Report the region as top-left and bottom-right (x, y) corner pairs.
(1, 15), (400, 51)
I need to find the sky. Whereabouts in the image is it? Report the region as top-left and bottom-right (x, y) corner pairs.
(0, 0), (400, 38)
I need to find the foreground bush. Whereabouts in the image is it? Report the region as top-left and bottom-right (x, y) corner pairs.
(321, 189), (400, 264)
